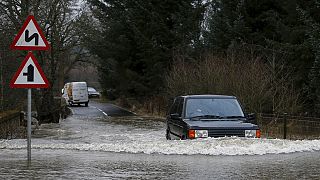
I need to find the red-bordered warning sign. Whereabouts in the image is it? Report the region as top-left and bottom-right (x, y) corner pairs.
(10, 15), (50, 51)
(10, 52), (50, 88)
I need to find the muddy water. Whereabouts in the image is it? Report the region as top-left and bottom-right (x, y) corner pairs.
(0, 105), (320, 179)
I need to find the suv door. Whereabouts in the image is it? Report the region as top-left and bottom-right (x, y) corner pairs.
(167, 97), (185, 139)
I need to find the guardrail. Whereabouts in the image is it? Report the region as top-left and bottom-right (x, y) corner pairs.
(258, 113), (320, 140)
(0, 99), (71, 139)
(0, 111), (24, 139)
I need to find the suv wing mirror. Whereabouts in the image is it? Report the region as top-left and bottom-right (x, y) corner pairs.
(246, 113), (257, 124)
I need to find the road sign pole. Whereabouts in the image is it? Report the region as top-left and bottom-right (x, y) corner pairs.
(9, 15), (50, 162)
(27, 88), (31, 161)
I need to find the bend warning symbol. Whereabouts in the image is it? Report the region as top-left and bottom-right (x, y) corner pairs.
(10, 15), (50, 51)
(10, 52), (49, 88)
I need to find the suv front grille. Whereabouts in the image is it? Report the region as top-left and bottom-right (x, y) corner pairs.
(208, 129), (245, 137)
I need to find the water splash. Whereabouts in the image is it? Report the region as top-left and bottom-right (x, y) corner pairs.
(1, 137), (320, 156)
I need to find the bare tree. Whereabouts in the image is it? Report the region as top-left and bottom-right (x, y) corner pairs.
(0, 0), (92, 122)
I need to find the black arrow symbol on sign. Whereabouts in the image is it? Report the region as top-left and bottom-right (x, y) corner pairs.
(25, 30), (39, 45)
(23, 64), (34, 82)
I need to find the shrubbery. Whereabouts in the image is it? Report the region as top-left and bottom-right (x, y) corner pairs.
(166, 47), (302, 114)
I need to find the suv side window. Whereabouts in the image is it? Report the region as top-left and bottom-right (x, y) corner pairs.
(169, 98), (179, 115)
(176, 98), (184, 117)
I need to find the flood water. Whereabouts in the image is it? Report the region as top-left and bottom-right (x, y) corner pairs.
(1, 104), (320, 179)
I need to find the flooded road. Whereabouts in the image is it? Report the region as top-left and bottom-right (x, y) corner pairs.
(1, 101), (320, 179)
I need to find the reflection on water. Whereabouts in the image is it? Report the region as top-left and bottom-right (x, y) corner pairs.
(0, 105), (320, 179)
(0, 149), (320, 179)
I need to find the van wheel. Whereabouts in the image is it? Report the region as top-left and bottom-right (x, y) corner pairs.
(166, 129), (171, 140)
(85, 102), (88, 107)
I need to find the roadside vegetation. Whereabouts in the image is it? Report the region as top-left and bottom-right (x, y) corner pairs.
(85, 0), (320, 117)
(0, 0), (320, 123)
(0, 0), (92, 123)
(166, 46), (301, 115)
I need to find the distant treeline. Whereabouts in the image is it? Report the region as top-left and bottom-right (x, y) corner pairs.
(85, 0), (320, 115)
(1, 1), (319, 117)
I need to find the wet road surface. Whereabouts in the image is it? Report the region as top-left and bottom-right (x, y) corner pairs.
(0, 100), (320, 179)
(88, 101), (136, 117)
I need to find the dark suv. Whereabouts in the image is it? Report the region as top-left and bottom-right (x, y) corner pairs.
(166, 95), (260, 140)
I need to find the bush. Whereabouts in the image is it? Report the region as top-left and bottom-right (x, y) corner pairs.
(166, 50), (302, 114)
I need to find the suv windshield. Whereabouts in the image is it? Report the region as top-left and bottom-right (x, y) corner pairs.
(185, 98), (244, 119)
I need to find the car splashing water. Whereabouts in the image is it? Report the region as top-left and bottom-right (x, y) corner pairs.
(1, 108), (320, 155)
(0, 105), (320, 179)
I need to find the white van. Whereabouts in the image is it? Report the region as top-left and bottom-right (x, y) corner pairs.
(62, 82), (89, 106)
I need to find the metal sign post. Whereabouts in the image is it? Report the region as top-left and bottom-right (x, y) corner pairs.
(27, 88), (31, 161)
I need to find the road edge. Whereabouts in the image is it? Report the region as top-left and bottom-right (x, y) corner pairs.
(109, 104), (137, 116)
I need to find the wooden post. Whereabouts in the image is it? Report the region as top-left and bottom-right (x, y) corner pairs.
(283, 113), (287, 139)
(0, 50), (3, 111)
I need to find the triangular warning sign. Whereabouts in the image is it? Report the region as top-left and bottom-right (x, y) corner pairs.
(10, 15), (50, 51)
(10, 52), (50, 88)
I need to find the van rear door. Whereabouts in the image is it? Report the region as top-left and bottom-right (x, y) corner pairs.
(72, 83), (88, 103)
(78, 87), (88, 101)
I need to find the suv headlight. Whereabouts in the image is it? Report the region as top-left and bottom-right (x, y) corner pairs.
(188, 130), (209, 139)
(245, 130), (261, 138)
(195, 130), (208, 138)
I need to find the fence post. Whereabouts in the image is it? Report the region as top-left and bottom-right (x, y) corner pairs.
(262, 113), (268, 138)
(283, 113), (287, 139)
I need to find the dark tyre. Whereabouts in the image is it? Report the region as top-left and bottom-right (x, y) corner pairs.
(85, 102), (88, 107)
(180, 135), (186, 140)
(166, 129), (171, 140)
